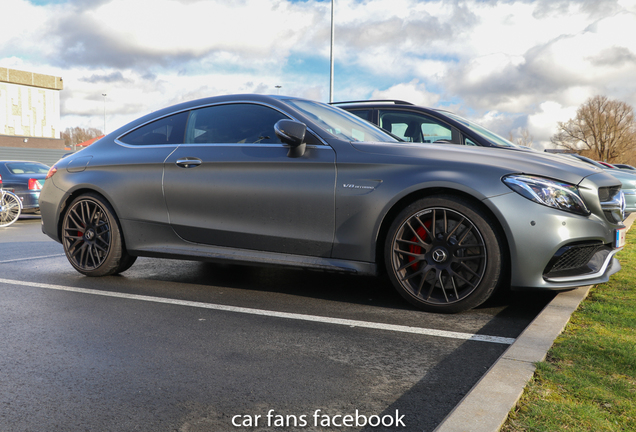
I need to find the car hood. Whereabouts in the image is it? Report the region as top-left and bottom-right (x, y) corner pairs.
(351, 142), (613, 187)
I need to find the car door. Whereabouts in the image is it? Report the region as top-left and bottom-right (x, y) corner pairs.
(163, 102), (337, 257)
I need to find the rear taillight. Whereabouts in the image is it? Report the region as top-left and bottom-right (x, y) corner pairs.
(28, 178), (43, 190)
(0, 174), (2, 187)
(45, 165), (57, 180)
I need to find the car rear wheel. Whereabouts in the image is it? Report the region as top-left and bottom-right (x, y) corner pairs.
(62, 193), (136, 276)
(385, 195), (503, 313)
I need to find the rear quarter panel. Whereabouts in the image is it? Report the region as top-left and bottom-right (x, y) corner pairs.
(43, 141), (178, 245)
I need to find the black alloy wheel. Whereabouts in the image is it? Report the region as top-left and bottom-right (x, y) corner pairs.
(62, 193), (136, 276)
(385, 195), (503, 313)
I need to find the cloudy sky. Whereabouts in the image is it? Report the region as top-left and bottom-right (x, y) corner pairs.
(2, 0), (636, 148)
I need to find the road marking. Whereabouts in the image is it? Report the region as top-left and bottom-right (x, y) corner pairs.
(0, 254), (66, 264)
(0, 277), (516, 345)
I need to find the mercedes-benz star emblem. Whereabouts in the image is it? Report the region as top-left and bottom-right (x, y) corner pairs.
(432, 248), (448, 263)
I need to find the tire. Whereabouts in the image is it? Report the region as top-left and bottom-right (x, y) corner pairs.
(114, 253), (138, 274)
(61, 193), (136, 276)
(384, 195), (503, 313)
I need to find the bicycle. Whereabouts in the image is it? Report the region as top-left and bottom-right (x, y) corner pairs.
(0, 188), (22, 227)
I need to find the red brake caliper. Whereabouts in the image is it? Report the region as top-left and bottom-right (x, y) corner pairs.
(408, 220), (432, 270)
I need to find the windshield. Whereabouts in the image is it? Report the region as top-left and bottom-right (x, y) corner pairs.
(284, 99), (399, 143)
(441, 111), (517, 148)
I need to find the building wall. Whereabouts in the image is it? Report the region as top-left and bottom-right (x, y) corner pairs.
(0, 81), (60, 139)
(0, 67), (64, 148)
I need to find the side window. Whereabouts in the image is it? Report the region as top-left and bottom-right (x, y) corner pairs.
(347, 109), (372, 122)
(379, 110), (455, 144)
(464, 137), (479, 146)
(186, 104), (289, 144)
(120, 111), (188, 145)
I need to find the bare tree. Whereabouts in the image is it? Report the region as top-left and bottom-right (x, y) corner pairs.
(61, 127), (103, 149)
(509, 128), (534, 148)
(551, 95), (636, 162)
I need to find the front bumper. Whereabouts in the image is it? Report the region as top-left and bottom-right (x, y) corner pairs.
(543, 244), (619, 283)
(486, 192), (622, 290)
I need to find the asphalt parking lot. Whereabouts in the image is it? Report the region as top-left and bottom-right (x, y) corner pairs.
(0, 216), (555, 432)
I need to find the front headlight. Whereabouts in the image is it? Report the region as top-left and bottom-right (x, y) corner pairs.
(502, 175), (590, 216)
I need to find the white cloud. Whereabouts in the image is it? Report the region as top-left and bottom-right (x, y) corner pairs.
(81, 0), (313, 60)
(371, 80), (440, 106)
(527, 101), (579, 148)
(463, 53), (526, 86)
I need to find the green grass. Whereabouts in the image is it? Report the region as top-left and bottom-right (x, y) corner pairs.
(502, 229), (636, 432)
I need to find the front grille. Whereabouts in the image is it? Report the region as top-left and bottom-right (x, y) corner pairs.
(551, 245), (602, 272)
(544, 242), (604, 275)
(598, 185), (621, 202)
(599, 186), (625, 223)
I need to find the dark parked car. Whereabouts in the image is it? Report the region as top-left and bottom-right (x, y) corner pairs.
(335, 100), (519, 147)
(40, 95), (626, 313)
(338, 100), (636, 213)
(0, 160), (49, 213)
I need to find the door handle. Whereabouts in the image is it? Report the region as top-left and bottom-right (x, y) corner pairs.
(176, 158), (202, 168)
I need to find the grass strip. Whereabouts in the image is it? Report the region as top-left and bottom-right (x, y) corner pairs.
(502, 229), (636, 432)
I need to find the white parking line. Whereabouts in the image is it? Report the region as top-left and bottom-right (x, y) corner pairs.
(0, 254), (65, 264)
(0, 277), (516, 345)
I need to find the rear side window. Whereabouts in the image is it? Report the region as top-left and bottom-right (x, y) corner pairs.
(6, 162), (49, 174)
(120, 111), (189, 145)
(185, 103), (288, 144)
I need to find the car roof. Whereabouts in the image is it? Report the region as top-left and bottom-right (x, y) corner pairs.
(331, 100), (415, 106)
(108, 94), (321, 139)
(332, 99), (461, 119)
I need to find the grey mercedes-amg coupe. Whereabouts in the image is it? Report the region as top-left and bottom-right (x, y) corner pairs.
(40, 94), (626, 313)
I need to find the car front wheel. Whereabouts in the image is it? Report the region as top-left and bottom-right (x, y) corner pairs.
(385, 195), (503, 313)
(62, 193), (136, 276)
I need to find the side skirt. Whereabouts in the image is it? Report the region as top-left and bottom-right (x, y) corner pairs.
(134, 245), (377, 275)
(121, 219), (377, 276)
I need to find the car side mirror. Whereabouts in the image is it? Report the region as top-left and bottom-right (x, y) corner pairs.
(275, 119), (307, 158)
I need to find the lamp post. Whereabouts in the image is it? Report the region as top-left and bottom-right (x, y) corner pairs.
(329, 0), (335, 103)
(275, 85), (282, 95)
(102, 93), (107, 134)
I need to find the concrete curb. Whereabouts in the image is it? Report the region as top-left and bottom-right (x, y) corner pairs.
(433, 212), (636, 432)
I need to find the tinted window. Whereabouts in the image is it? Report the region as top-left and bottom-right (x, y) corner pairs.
(120, 111), (189, 145)
(186, 104), (288, 144)
(348, 109), (372, 122)
(379, 110), (454, 144)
